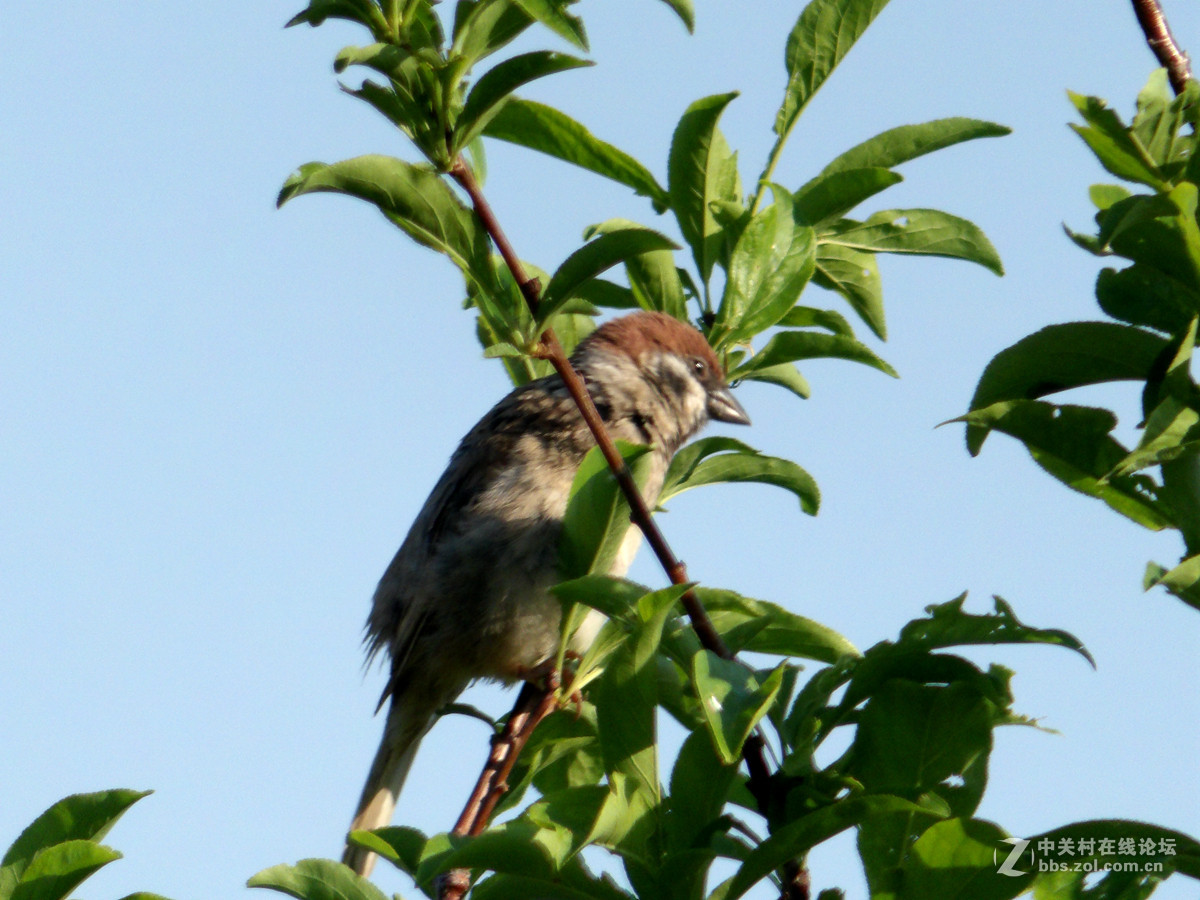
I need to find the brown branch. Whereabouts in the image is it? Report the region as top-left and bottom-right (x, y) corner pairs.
(446, 155), (792, 895)
(438, 682), (559, 900)
(1131, 0), (1193, 94)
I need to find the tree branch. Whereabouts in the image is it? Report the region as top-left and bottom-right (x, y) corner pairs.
(1131, 0), (1192, 94)
(438, 682), (558, 900)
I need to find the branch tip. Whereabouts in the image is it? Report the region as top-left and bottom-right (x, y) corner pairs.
(1131, 0), (1193, 94)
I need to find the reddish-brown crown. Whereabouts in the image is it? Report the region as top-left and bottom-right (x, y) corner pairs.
(574, 312), (722, 373)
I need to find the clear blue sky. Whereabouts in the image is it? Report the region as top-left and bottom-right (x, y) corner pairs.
(3, 2), (1198, 898)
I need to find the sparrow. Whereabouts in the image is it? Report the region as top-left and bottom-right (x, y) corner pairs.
(342, 311), (750, 875)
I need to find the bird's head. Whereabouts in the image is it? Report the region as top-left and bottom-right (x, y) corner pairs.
(572, 312), (750, 452)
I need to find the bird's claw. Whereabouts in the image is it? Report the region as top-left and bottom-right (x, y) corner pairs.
(513, 655), (584, 715)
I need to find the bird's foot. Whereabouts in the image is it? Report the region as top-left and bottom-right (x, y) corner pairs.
(513, 655), (584, 713)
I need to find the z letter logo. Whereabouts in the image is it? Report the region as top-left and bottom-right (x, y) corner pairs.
(996, 837), (1030, 876)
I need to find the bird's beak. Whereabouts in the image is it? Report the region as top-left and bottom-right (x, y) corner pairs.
(707, 383), (751, 426)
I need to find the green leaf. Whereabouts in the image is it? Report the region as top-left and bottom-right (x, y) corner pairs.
(1097, 263), (1200, 334)
(899, 818), (1030, 900)
(665, 729), (737, 852)
(455, 52), (592, 153)
(730, 329), (897, 380)
(723, 796), (923, 900)
(483, 99), (668, 209)
(1145, 553), (1200, 612)
(713, 187), (817, 345)
(668, 92), (741, 283)
(332, 44), (451, 162)
(548, 308), (598, 357)
(526, 785), (611, 855)
(591, 587), (690, 845)
(778, 305), (856, 336)
(1104, 184), (1200, 292)
(471, 870), (634, 900)
(812, 243), (886, 339)
(8, 840), (122, 900)
(451, 0), (538, 68)
(1090, 183), (1134, 210)
(553, 575), (648, 621)
(627, 252), (687, 319)
(846, 680), (995, 799)
(2, 791), (149, 876)
(896, 595), (1093, 666)
(571, 277), (640, 310)
(402, 2), (446, 53)
(344, 825), (427, 876)
(559, 443), (655, 579)
(247, 859), (389, 900)
(583, 218), (685, 318)
(466, 132), (489, 185)
(655, 0), (694, 31)
(495, 709), (605, 816)
(1069, 91), (1167, 191)
(472, 255), (541, 353)
(439, 825), (559, 880)
(286, 0), (387, 33)
(332, 42), (417, 77)
(531, 724), (607, 803)
(857, 808), (945, 898)
(1114, 396), (1200, 477)
(693, 587), (858, 662)
(278, 156), (493, 288)
(794, 167), (904, 225)
(693, 651), (784, 764)
(658, 436), (820, 514)
(736, 362), (812, 399)
(513, 0), (588, 51)
(774, 0), (891, 140)
(1, 790), (148, 900)
(819, 118), (1011, 177)
(1133, 68), (1186, 169)
(965, 322), (1168, 453)
(343, 76), (443, 161)
(539, 229), (678, 325)
(961, 400), (1174, 531)
(820, 209), (1003, 275)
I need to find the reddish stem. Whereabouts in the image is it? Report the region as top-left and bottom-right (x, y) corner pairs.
(1131, 0), (1193, 94)
(438, 682), (558, 900)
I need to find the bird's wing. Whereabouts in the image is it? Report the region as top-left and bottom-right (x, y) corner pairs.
(365, 377), (578, 695)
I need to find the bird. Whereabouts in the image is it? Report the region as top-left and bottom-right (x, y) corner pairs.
(342, 311), (750, 875)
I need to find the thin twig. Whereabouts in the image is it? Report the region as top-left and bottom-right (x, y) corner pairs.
(438, 682), (559, 900)
(1131, 0), (1193, 94)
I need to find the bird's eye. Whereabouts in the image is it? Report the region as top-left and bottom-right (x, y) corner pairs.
(692, 358), (707, 375)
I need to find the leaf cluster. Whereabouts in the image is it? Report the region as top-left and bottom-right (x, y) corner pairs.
(0, 790), (169, 900)
(279, 0), (1006, 404)
(963, 70), (1200, 612)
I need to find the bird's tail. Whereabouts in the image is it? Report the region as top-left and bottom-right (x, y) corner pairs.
(341, 702), (430, 877)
